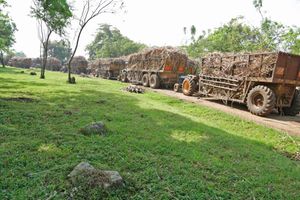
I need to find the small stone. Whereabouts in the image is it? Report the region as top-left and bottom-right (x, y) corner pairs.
(79, 121), (107, 136)
(68, 162), (124, 189)
(102, 171), (124, 188)
(68, 162), (95, 183)
(30, 72), (37, 76)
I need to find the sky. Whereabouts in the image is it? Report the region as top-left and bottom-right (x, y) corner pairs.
(5, 0), (300, 58)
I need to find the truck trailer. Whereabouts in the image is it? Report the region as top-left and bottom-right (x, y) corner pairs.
(182, 52), (300, 116)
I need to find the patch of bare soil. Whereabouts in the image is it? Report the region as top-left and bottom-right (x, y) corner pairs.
(153, 89), (300, 137)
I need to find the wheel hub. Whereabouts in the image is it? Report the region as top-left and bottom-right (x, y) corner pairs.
(252, 93), (264, 109)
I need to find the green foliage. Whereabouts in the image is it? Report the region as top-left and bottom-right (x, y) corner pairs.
(14, 51), (26, 58)
(3, 49), (15, 64)
(259, 19), (300, 54)
(0, 0), (7, 9)
(185, 17), (300, 58)
(283, 28), (300, 55)
(0, 67), (299, 199)
(48, 40), (71, 64)
(86, 24), (146, 59)
(253, 0), (263, 10)
(31, 0), (72, 35)
(0, 1), (16, 67)
(0, 9), (16, 53)
(185, 17), (260, 57)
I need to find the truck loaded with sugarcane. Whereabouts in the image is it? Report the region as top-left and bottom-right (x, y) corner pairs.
(180, 52), (300, 116)
(89, 58), (127, 80)
(119, 47), (197, 89)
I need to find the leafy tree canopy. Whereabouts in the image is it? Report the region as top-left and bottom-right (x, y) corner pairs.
(184, 17), (300, 57)
(86, 24), (146, 59)
(0, 6), (16, 53)
(31, 0), (72, 35)
(0, 0), (7, 8)
(14, 51), (26, 58)
(48, 40), (72, 64)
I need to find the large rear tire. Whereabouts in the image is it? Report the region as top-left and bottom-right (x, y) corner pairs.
(142, 74), (150, 87)
(182, 78), (196, 96)
(246, 85), (276, 116)
(149, 74), (160, 89)
(282, 89), (300, 116)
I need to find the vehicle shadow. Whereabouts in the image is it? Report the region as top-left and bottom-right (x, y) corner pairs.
(156, 87), (300, 123)
(1, 83), (300, 199)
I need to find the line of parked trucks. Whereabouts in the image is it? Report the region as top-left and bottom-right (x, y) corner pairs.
(90, 47), (300, 117)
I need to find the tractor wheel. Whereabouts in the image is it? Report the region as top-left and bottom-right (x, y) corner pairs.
(246, 85), (276, 116)
(149, 74), (160, 89)
(182, 78), (196, 96)
(121, 73), (128, 82)
(173, 83), (181, 92)
(282, 89), (300, 116)
(142, 74), (150, 87)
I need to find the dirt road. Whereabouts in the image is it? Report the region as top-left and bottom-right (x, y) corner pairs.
(153, 89), (300, 137)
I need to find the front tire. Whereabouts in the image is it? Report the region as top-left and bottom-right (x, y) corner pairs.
(173, 83), (181, 92)
(182, 78), (196, 96)
(149, 74), (160, 89)
(282, 89), (300, 116)
(247, 85), (276, 116)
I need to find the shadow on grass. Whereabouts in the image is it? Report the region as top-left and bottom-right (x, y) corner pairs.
(0, 67), (26, 74)
(0, 80), (299, 199)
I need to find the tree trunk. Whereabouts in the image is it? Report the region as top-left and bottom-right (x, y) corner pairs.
(0, 51), (5, 68)
(40, 31), (52, 79)
(67, 24), (86, 84)
(40, 46), (47, 79)
(67, 60), (72, 83)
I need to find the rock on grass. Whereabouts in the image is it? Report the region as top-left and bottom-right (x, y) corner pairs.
(68, 162), (124, 189)
(79, 121), (107, 136)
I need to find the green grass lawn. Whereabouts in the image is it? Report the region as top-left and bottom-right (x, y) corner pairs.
(0, 67), (299, 199)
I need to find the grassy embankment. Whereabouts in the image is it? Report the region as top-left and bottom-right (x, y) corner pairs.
(0, 67), (299, 199)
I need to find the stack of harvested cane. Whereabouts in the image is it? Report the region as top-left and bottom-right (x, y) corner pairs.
(89, 58), (127, 77)
(71, 56), (88, 74)
(201, 52), (277, 78)
(8, 57), (32, 69)
(46, 57), (62, 71)
(128, 47), (188, 71)
(31, 57), (62, 71)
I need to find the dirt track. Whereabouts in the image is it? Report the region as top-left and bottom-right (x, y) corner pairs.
(153, 89), (300, 137)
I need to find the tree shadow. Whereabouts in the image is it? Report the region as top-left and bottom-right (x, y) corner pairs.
(1, 84), (300, 199)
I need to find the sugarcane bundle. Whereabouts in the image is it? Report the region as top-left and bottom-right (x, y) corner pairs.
(127, 47), (188, 71)
(8, 57), (32, 69)
(201, 52), (277, 78)
(89, 58), (127, 77)
(88, 60), (101, 76)
(32, 58), (42, 68)
(71, 56), (88, 74)
(46, 57), (62, 71)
